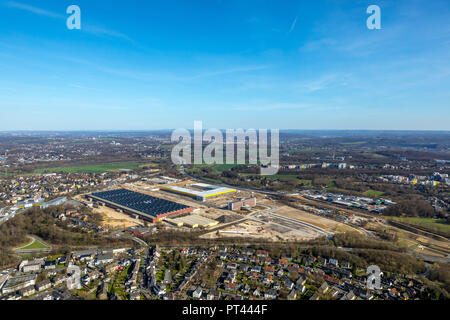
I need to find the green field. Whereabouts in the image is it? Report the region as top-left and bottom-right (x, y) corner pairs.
(34, 162), (143, 174)
(384, 216), (450, 238)
(363, 190), (385, 198)
(267, 174), (299, 179)
(18, 238), (49, 250)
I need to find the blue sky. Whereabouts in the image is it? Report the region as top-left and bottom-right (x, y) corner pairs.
(0, 0), (449, 130)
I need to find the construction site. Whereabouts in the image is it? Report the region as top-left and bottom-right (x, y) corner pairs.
(75, 178), (355, 242)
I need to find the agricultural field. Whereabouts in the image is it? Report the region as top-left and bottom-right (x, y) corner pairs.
(34, 162), (144, 174)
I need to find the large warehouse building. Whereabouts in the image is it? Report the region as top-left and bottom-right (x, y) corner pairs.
(160, 183), (236, 201)
(87, 188), (193, 222)
(166, 215), (219, 228)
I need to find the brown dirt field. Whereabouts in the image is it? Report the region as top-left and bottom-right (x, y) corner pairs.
(94, 206), (142, 229)
(274, 205), (360, 233)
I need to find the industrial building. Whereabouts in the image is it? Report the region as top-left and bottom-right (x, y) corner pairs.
(160, 183), (236, 201)
(166, 214), (219, 228)
(228, 197), (257, 211)
(87, 188), (193, 222)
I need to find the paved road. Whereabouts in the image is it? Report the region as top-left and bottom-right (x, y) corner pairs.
(131, 236), (149, 247)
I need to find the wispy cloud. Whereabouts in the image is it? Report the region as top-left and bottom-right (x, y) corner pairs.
(287, 16), (298, 34)
(82, 25), (135, 43)
(295, 73), (350, 92)
(187, 65), (268, 80)
(5, 1), (64, 18)
(231, 102), (326, 111)
(4, 1), (134, 43)
(61, 55), (268, 83)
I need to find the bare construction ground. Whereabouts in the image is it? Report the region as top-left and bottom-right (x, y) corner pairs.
(93, 205), (143, 229)
(200, 218), (321, 241)
(273, 205), (360, 234)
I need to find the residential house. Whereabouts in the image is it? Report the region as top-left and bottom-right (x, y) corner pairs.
(130, 290), (140, 300)
(297, 284), (306, 293)
(340, 290), (356, 300)
(296, 276), (306, 287)
(103, 262), (120, 274)
(192, 287), (203, 299)
(52, 274), (67, 286)
(328, 259), (339, 267)
(278, 259), (288, 268)
(35, 280), (51, 292)
(21, 261), (42, 273)
(319, 282), (329, 294)
(251, 266), (261, 273)
(57, 256), (67, 265)
(19, 285), (35, 297)
(224, 282), (237, 292)
(256, 250), (268, 258)
(264, 289), (278, 300)
(1, 274), (36, 295)
(341, 261), (351, 269)
(72, 249), (96, 262)
(43, 260), (57, 270)
(264, 266), (275, 274)
(207, 290), (221, 300)
(283, 278), (294, 290)
(287, 290), (297, 300)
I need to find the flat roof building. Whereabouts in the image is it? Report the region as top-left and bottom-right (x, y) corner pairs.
(88, 188), (193, 222)
(1, 274), (36, 295)
(160, 184), (236, 201)
(166, 214), (219, 228)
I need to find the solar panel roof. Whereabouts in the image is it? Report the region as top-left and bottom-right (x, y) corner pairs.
(90, 188), (190, 218)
